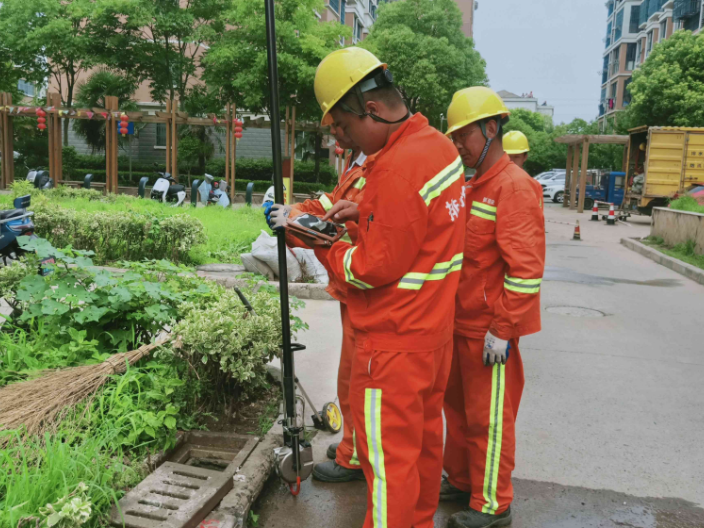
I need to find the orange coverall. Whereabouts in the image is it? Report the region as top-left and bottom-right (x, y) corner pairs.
(286, 154), (367, 469)
(445, 153), (545, 516)
(315, 113), (466, 528)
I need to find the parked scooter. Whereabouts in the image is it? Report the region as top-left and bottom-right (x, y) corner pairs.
(0, 195), (53, 275)
(150, 172), (186, 206)
(26, 169), (54, 190)
(197, 173), (230, 207)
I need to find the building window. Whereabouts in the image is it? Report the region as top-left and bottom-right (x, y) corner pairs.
(605, 21), (612, 48)
(370, 1), (377, 20)
(626, 43), (637, 70)
(328, 0), (340, 14)
(17, 80), (35, 97)
(623, 78), (633, 107)
(602, 55), (609, 84)
(646, 30), (654, 57)
(629, 5), (641, 33)
(610, 46), (620, 77)
(636, 39), (643, 64)
(614, 8), (624, 41)
(340, 0), (346, 23)
(156, 123), (167, 147)
(354, 15), (363, 42)
(611, 81), (618, 99)
(659, 19), (667, 41)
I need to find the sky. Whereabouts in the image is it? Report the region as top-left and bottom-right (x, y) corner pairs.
(473, 0), (606, 125)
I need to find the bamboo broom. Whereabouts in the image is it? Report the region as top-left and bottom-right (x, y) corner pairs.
(0, 335), (170, 439)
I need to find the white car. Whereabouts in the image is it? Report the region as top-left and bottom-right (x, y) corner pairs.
(535, 170), (565, 182)
(542, 178), (567, 203)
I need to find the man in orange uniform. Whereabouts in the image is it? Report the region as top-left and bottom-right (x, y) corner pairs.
(502, 131), (530, 170)
(441, 87), (546, 528)
(311, 47), (466, 528)
(269, 131), (369, 482)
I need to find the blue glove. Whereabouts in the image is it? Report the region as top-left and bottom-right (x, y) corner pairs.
(263, 201), (274, 228)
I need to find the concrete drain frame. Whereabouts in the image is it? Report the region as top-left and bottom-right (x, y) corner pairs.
(546, 306), (607, 318)
(111, 432), (258, 528)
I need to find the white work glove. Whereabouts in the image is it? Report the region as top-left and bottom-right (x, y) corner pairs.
(483, 331), (511, 366)
(269, 204), (292, 230)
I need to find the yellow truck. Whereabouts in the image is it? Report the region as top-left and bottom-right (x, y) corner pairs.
(623, 125), (704, 215)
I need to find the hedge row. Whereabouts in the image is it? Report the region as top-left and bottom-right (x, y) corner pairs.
(11, 181), (205, 264)
(62, 172), (334, 194)
(61, 148), (338, 186)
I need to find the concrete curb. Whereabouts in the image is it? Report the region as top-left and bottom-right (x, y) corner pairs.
(216, 427), (282, 528)
(620, 237), (704, 286)
(199, 273), (334, 301)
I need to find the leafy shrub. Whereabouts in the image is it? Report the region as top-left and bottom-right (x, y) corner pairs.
(26, 202), (205, 264)
(670, 195), (704, 214)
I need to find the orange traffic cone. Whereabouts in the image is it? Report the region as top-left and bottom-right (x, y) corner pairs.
(606, 204), (616, 225)
(591, 203), (599, 221)
(573, 220), (581, 241)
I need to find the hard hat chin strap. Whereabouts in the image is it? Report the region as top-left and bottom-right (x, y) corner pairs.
(472, 118), (501, 170)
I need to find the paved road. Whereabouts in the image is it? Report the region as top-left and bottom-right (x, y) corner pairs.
(256, 203), (704, 527)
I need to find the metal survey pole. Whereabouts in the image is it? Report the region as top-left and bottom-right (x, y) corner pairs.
(264, 0), (298, 450)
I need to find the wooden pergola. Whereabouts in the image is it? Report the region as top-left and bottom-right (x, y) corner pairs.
(1, 91), (335, 203)
(554, 134), (629, 213)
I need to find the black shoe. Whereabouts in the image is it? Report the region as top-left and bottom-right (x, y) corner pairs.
(327, 442), (338, 460)
(312, 460), (365, 483)
(449, 506), (512, 528)
(439, 476), (471, 502)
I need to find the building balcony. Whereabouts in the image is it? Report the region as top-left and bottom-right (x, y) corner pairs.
(648, 0), (666, 19)
(673, 0), (701, 20)
(639, 0), (650, 26)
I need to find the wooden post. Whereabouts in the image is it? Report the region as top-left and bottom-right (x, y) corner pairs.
(570, 144), (580, 210)
(231, 104), (237, 205)
(621, 143), (629, 173)
(578, 139), (590, 213)
(165, 100), (171, 173)
(48, 92), (62, 185)
(105, 96), (119, 194)
(284, 106), (290, 157)
(288, 105), (296, 204)
(225, 103), (231, 199)
(171, 99), (178, 180)
(563, 145), (573, 208)
(0, 93), (16, 189)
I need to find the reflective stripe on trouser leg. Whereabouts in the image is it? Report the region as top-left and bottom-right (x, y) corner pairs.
(350, 430), (360, 465)
(336, 305), (359, 469)
(481, 363), (506, 514)
(365, 388), (388, 528)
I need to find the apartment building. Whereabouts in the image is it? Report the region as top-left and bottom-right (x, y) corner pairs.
(599, 0), (704, 125)
(320, 0), (380, 44)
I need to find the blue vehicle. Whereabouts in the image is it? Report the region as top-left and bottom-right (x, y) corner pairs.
(579, 171), (626, 211)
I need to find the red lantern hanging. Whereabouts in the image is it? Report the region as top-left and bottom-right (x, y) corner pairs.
(234, 131), (243, 139)
(36, 108), (46, 130)
(335, 147), (344, 155)
(119, 113), (129, 136)
(234, 125), (243, 133)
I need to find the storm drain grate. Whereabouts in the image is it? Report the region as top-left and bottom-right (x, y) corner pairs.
(111, 434), (258, 528)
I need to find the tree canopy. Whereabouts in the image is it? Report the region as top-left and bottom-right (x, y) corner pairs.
(627, 31), (704, 127)
(202, 0), (350, 121)
(361, 0), (487, 128)
(504, 110), (624, 176)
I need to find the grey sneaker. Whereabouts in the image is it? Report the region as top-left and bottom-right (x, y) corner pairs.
(449, 506), (512, 528)
(440, 476), (471, 502)
(327, 442), (338, 460)
(312, 460), (365, 483)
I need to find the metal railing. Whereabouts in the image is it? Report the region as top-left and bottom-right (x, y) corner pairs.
(673, 0), (701, 19)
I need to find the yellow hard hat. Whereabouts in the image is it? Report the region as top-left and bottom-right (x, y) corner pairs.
(445, 87), (510, 137)
(503, 131), (530, 154)
(314, 47), (387, 126)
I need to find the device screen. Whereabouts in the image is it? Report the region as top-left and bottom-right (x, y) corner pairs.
(292, 214), (340, 237)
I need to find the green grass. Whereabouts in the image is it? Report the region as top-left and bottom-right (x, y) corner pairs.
(669, 195), (704, 214)
(0, 192), (268, 265)
(643, 236), (704, 271)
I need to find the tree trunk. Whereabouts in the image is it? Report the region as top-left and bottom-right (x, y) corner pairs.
(63, 83), (74, 147)
(314, 132), (322, 184)
(198, 128), (206, 175)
